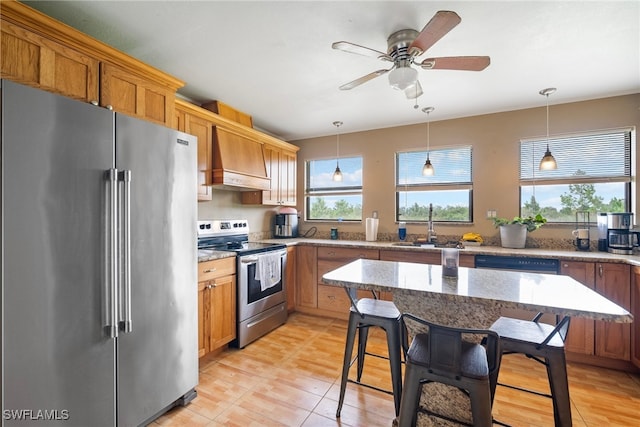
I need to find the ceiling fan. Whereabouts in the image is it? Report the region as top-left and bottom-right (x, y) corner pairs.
(332, 10), (490, 99)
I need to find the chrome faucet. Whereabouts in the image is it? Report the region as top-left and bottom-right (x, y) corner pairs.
(427, 203), (437, 243)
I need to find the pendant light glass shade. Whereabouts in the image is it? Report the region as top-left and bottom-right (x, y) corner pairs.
(332, 121), (343, 182)
(421, 107), (435, 176)
(539, 88), (557, 171)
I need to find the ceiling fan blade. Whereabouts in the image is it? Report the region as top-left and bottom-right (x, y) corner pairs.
(405, 80), (423, 99)
(419, 56), (491, 71)
(408, 10), (461, 56)
(338, 68), (392, 90)
(332, 41), (393, 62)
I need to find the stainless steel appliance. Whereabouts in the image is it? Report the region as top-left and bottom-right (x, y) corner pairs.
(197, 220), (288, 348)
(1, 80), (198, 426)
(606, 212), (639, 254)
(274, 212), (299, 238)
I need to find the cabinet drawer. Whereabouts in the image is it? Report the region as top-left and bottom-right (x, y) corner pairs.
(317, 284), (351, 313)
(317, 246), (379, 261)
(198, 257), (235, 282)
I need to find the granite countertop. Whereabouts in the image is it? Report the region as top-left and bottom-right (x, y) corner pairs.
(258, 237), (640, 266)
(322, 258), (633, 323)
(198, 249), (236, 262)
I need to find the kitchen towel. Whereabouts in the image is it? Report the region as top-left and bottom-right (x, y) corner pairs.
(365, 217), (379, 241)
(255, 252), (282, 291)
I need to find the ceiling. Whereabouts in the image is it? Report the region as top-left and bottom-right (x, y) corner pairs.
(23, 1), (640, 141)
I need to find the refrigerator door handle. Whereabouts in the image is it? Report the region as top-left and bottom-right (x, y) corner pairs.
(105, 168), (119, 338)
(119, 169), (133, 333)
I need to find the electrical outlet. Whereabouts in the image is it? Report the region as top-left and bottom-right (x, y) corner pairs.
(486, 210), (497, 218)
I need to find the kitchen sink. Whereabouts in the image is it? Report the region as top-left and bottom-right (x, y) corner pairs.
(391, 241), (462, 249)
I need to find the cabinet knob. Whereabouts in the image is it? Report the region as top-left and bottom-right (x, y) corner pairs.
(106, 105), (113, 111)
(90, 100), (99, 106)
(203, 268), (217, 273)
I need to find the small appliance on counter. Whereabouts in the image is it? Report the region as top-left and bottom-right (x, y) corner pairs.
(273, 207), (299, 238)
(605, 212), (640, 255)
(573, 211), (590, 251)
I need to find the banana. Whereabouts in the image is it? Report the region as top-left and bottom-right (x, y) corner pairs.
(462, 232), (483, 243)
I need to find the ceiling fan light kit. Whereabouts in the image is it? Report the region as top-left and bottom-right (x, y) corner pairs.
(333, 10), (490, 98)
(388, 66), (418, 90)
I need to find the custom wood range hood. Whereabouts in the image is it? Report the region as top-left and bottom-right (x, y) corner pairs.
(211, 126), (271, 191)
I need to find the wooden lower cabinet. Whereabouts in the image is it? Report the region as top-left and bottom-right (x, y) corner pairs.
(296, 245), (317, 309)
(286, 246), (296, 312)
(595, 262), (631, 361)
(562, 260), (633, 369)
(561, 261), (596, 355)
(379, 249), (475, 267)
(631, 266), (640, 368)
(198, 257), (236, 357)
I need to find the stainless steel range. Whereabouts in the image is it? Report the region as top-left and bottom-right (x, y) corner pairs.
(197, 220), (288, 348)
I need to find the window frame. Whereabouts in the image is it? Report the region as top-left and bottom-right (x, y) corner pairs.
(519, 127), (634, 223)
(395, 145), (474, 223)
(304, 155), (364, 222)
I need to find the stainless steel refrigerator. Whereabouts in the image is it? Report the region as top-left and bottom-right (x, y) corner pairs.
(1, 80), (198, 426)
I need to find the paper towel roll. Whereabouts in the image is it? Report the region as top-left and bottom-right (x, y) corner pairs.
(365, 217), (379, 241)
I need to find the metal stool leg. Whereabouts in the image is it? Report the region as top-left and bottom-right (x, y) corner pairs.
(397, 363), (421, 427)
(386, 321), (403, 416)
(546, 350), (572, 427)
(356, 324), (370, 381)
(336, 312), (359, 418)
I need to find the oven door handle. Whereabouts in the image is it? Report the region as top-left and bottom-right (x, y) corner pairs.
(240, 251), (287, 265)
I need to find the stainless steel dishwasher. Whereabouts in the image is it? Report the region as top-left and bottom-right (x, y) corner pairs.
(475, 254), (560, 323)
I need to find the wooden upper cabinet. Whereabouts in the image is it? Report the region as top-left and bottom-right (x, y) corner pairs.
(184, 113), (214, 201)
(242, 145), (297, 206)
(1, 20), (99, 102)
(1, 1), (183, 127)
(101, 63), (174, 125)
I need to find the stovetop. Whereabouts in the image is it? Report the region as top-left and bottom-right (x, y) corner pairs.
(197, 219), (285, 256)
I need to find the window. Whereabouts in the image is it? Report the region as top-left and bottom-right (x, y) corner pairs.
(396, 146), (473, 222)
(305, 156), (363, 221)
(520, 128), (633, 223)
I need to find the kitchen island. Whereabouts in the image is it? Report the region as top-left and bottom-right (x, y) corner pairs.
(322, 259), (632, 426)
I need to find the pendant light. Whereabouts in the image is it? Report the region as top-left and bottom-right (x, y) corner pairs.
(421, 107), (435, 176)
(539, 87), (558, 171)
(332, 121), (343, 182)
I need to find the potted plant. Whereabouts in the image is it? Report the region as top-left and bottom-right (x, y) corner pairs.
(493, 214), (547, 248)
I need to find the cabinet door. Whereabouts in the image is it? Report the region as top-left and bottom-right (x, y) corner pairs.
(631, 266), (640, 368)
(286, 246), (296, 312)
(380, 250), (440, 264)
(560, 261), (596, 355)
(209, 274), (236, 350)
(1, 21), (99, 102)
(296, 245), (317, 308)
(279, 149), (297, 206)
(261, 145), (281, 205)
(101, 63), (173, 125)
(197, 282), (207, 358)
(595, 263), (631, 360)
(185, 114), (213, 201)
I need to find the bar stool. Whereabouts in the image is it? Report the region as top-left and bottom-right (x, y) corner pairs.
(336, 288), (403, 417)
(489, 313), (572, 427)
(397, 313), (501, 427)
